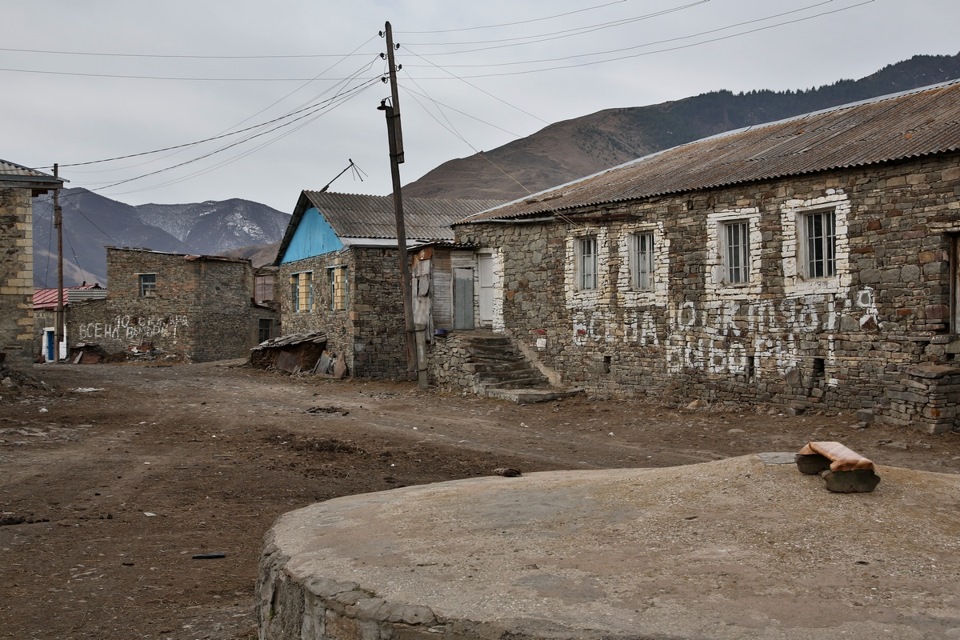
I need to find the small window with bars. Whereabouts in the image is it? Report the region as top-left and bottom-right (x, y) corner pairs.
(803, 209), (836, 278)
(723, 220), (751, 285)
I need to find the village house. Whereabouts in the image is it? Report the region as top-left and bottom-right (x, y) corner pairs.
(0, 159), (62, 365)
(273, 191), (503, 378)
(33, 283), (106, 361)
(439, 81), (960, 433)
(67, 247), (277, 362)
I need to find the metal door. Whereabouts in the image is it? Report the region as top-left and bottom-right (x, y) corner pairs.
(453, 267), (475, 330)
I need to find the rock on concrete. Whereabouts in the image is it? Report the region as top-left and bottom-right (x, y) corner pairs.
(258, 455), (960, 640)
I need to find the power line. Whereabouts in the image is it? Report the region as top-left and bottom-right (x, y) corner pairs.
(401, 46), (549, 125)
(36, 61), (380, 170)
(406, 0), (876, 78)
(399, 82), (525, 138)
(397, 0), (627, 34)
(93, 78), (380, 197)
(401, 1), (709, 47)
(0, 67), (376, 82)
(402, 83), (532, 196)
(0, 46), (379, 60)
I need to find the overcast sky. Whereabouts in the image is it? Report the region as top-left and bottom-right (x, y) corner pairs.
(4, 0), (958, 213)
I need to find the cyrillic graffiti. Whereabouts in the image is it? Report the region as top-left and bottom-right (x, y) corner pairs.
(77, 315), (189, 342)
(571, 288), (880, 375)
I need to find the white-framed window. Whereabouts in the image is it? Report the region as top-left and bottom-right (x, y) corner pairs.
(707, 208), (761, 295)
(780, 192), (850, 296)
(801, 208), (836, 279)
(629, 231), (655, 291)
(577, 236), (598, 291)
(723, 220), (752, 285)
(138, 273), (156, 297)
(328, 266), (348, 311)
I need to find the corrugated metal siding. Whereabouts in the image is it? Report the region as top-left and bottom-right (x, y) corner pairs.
(463, 80), (960, 223)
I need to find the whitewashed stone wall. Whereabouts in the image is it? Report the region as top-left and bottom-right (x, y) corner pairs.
(453, 154), (960, 414)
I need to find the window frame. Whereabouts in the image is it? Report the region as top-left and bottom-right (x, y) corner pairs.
(576, 236), (598, 291)
(290, 271), (314, 313)
(628, 231), (655, 291)
(328, 265), (348, 312)
(138, 273), (157, 298)
(800, 208), (837, 280)
(722, 219), (752, 286)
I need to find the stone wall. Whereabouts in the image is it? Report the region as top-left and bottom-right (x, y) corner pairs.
(0, 187), (35, 363)
(453, 155), (960, 416)
(67, 249), (273, 362)
(278, 247), (409, 379)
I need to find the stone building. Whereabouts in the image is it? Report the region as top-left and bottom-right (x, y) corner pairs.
(443, 81), (960, 433)
(274, 191), (502, 378)
(0, 160), (62, 364)
(68, 247), (277, 362)
(33, 283), (106, 361)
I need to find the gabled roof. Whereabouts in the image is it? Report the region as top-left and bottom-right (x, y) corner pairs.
(460, 80), (960, 223)
(274, 191), (505, 265)
(0, 159), (64, 192)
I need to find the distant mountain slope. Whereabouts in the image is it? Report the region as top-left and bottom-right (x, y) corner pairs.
(33, 189), (289, 287)
(136, 199), (290, 254)
(403, 52), (960, 200)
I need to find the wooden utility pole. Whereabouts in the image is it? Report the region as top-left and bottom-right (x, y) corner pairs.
(54, 163), (64, 363)
(379, 21), (425, 387)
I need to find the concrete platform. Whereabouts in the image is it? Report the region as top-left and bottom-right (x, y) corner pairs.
(482, 386), (583, 404)
(257, 455), (960, 639)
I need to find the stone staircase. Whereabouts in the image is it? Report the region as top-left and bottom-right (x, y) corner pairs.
(455, 331), (580, 403)
(461, 332), (548, 389)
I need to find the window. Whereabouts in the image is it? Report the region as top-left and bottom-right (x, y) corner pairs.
(290, 272), (313, 313)
(328, 266), (348, 311)
(802, 209), (836, 278)
(289, 275), (300, 312)
(577, 236), (598, 290)
(139, 273), (156, 297)
(255, 273), (275, 303)
(723, 221), (751, 285)
(258, 319), (274, 343)
(629, 232), (655, 291)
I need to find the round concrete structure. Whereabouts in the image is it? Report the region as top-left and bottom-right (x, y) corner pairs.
(257, 455), (960, 639)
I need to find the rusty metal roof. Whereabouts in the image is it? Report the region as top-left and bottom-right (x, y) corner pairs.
(460, 80), (960, 223)
(275, 191), (505, 264)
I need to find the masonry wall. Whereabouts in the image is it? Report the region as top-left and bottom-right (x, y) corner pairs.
(0, 187), (35, 363)
(68, 249), (272, 362)
(278, 247), (408, 379)
(454, 154), (960, 412)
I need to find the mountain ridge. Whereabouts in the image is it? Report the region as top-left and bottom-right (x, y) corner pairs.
(402, 52), (960, 200)
(33, 189), (289, 287)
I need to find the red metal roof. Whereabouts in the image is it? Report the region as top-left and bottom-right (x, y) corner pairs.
(33, 284), (104, 310)
(460, 81), (960, 223)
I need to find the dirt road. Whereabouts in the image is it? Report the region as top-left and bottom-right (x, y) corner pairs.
(2, 361), (959, 639)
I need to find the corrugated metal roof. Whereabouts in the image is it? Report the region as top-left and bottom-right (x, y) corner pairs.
(33, 284), (105, 310)
(0, 159), (63, 186)
(274, 191), (506, 265)
(302, 191), (504, 239)
(461, 80), (960, 223)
